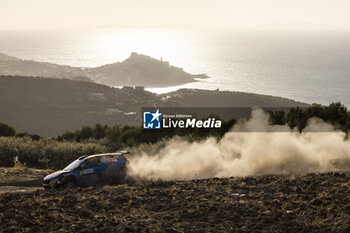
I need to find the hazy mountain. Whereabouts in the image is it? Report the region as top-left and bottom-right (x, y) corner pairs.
(0, 52), (207, 87)
(0, 53), (82, 78)
(0, 76), (307, 136)
(87, 52), (208, 86)
(0, 53), (20, 61)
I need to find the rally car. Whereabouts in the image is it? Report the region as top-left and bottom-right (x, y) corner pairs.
(42, 151), (129, 189)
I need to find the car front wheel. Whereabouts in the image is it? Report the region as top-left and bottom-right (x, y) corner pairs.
(64, 180), (77, 189)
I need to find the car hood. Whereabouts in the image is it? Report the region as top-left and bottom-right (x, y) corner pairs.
(43, 170), (68, 181)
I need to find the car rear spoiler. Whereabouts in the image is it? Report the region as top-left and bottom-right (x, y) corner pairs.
(78, 155), (88, 160)
(119, 150), (130, 155)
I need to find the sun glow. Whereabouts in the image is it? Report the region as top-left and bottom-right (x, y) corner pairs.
(88, 28), (195, 67)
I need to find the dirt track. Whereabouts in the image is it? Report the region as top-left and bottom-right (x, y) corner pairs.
(0, 186), (42, 194)
(1, 172), (350, 232)
(0, 167), (47, 194)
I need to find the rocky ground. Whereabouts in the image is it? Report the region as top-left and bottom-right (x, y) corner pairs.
(1, 172), (350, 232)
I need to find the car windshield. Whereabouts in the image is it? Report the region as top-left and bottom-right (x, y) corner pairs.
(63, 159), (82, 171)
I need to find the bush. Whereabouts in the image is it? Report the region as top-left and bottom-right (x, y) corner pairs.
(268, 102), (350, 133)
(0, 122), (15, 137)
(0, 136), (110, 169)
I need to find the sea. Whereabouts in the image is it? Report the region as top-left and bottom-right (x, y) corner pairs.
(0, 28), (349, 107)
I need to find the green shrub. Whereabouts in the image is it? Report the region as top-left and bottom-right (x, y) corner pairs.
(0, 122), (15, 137)
(0, 136), (110, 169)
(269, 102), (350, 133)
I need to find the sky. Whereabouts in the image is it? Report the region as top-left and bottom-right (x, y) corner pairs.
(0, 0), (350, 31)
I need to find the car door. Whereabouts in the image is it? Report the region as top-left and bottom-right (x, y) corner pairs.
(78, 157), (101, 186)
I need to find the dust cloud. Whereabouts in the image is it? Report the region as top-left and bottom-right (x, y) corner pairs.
(128, 109), (350, 180)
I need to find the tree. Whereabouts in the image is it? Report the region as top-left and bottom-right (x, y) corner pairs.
(0, 122), (15, 137)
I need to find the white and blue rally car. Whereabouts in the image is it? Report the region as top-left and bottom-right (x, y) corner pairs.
(42, 151), (129, 189)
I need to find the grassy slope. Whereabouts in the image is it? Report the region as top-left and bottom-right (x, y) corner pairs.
(0, 76), (307, 137)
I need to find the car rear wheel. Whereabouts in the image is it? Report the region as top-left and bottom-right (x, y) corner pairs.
(114, 166), (127, 184)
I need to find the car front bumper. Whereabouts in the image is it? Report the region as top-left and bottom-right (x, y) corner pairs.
(42, 179), (62, 189)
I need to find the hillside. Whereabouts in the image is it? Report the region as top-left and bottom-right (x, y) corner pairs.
(0, 76), (307, 137)
(87, 53), (208, 86)
(0, 52), (19, 61)
(0, 52), (207, 87)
